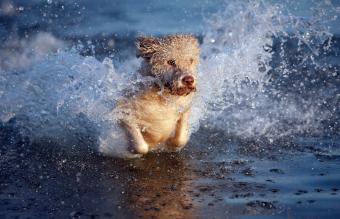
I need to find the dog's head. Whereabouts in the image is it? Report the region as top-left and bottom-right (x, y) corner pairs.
(136, 35), (200, 96)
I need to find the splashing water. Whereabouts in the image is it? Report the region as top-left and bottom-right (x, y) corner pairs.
(0, 42), (147, 155)
(192, 1), (339, 139)
(0, 1), (339, 155)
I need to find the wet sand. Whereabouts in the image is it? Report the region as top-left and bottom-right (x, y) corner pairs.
(1, 127), (340, 219)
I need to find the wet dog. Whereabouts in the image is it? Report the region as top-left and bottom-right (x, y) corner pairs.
(100, 35), (200, 157)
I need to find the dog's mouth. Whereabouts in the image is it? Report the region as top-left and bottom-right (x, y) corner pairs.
(164, 83), (196, 96)
(175, 86), (197, 96)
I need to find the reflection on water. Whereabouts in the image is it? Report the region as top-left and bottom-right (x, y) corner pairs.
(122, 153), (195, 218)
(0, 129), (196, 218)
(1, 126), (340, 218)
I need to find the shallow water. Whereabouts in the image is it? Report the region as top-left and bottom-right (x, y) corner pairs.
(0, 0), (340, 218)
(1, 128), (340, 218)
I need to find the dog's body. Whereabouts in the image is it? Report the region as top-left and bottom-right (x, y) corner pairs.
(119, 87), (194, 152)
(99, 35), (200, 158)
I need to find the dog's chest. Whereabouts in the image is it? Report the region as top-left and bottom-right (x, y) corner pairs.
(134, 94), (191, 147)
(137, 102), (181, 146)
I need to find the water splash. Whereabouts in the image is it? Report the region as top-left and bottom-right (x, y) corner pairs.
(191, 0), (338, 139)
(0, 1), (339, 155)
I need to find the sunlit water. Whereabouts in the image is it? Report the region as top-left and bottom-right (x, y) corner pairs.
(0, 0), (339, 157)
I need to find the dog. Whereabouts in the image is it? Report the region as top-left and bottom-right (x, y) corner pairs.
(99, 35), (200, 158)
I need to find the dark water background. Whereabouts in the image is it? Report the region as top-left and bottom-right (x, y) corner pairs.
(1, 0), (340, 218)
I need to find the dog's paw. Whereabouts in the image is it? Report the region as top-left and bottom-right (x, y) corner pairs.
(123, 152), (143, 159)
(163, 144), (186, 152)
(130, 142), (149, 154)
(164, 139), (187, 152)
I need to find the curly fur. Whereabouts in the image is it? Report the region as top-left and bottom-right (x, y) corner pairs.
(102, 34), (200, 158)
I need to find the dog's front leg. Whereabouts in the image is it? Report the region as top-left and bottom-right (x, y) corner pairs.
(165, 110), (190, 151)
(121, 121), (149, 155)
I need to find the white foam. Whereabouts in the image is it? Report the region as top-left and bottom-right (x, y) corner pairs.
(190, 1), (335, 138)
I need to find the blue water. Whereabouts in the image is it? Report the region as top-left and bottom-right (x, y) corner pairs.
(0, 0), (340, 218)
(1, 0), (339, 138)
(3, 0), (340, 37)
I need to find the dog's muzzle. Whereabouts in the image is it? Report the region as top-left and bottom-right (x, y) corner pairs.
(173, 74), (197, 96)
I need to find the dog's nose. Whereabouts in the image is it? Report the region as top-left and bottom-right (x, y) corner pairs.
(182, 75), (195, 86)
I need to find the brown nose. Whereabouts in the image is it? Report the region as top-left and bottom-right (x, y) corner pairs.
(182, 75), (195, 86)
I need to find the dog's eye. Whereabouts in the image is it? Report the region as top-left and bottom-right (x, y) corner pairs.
(189, 58), (194, 64)
(167, 59), (176, 66)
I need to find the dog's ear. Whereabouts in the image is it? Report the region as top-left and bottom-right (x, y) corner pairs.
(136, 36), (160, 59)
